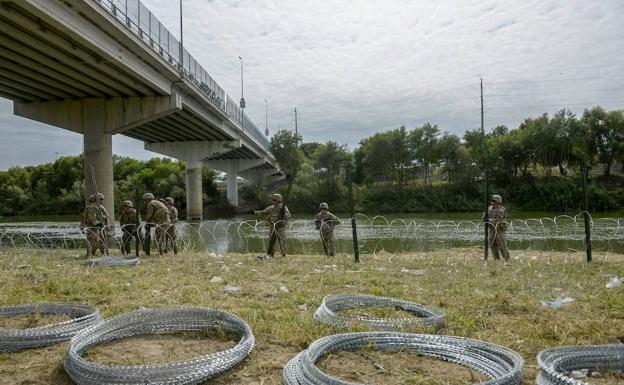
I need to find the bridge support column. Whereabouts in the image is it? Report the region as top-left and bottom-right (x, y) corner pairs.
(145, 140), (241, 220)
(203, 158), (266, 208)
(83, 117), (114, 221)
(185, 159), (203, 222)
(225, 163), (239, 207)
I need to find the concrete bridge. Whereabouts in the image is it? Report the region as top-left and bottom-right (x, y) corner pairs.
(0, 0), (283, 221)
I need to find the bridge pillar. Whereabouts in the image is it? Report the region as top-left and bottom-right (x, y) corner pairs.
(225, 163), (239, 207)
(83, 113), (114, 222)
(145, 140), (240, 220)
(185, 159), (203, 222)
(203, 159), (266, 207)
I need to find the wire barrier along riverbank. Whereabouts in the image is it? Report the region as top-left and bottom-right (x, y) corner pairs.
(0, 303), (102, 352)
(314, 294), (445, 331)
(1, 213), (623, 256)
(536, 345), (624, 385)
(64, 307), (255, 385)
(283, 332), (524, 385)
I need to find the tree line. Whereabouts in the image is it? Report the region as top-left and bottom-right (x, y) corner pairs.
(263, 106), (624, 213)
(0, 156), (226, 217)
(1, 106), (622, 217)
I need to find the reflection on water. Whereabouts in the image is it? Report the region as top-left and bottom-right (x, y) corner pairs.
(2, 213), (623, 255)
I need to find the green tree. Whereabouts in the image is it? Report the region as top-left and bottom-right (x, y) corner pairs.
(311, 141), (351, 207)
(409, 123), (440, 184)
(270, 130), (304, 197)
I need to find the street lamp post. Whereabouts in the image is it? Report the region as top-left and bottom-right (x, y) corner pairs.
(238, 56), (245, 110)
(179, 0), (184, 75)
(264, 99), (269, 136)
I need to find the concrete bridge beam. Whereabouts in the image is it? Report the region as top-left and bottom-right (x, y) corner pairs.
(14, 96), (182, 222)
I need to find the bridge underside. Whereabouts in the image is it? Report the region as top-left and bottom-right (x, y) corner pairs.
(0, 0), (283, 219)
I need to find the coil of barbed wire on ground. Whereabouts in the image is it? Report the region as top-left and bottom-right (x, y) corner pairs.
(314, 294), (445, 331)
(64, 307), (255, 385)
(536, 344), (624, 385)
(0, 303), (102, 352)
(283, 332), (524, 385)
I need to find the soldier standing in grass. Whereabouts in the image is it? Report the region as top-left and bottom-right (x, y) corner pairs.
(80, 193), (109, 257)
(119, 200), (140, 256)
(164, 196), (178, 255)
(315, 202), (341, 257)
(254, 193), (291, 258)
(142, 192), (170, 255)
(486, 194), (511, 260)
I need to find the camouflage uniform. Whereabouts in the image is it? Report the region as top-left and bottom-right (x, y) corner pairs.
(145, 199), (170, 255)
(255, 194), (291, 257)
(165, 197), (178, 255)
(80, 197), (109, 257)
(119, 202), (140, 255)
(315, 204), (340, 256)
(486, 195), (510, 260)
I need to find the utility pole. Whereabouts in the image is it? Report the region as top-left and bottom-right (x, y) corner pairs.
(293, 107), (298, 136)
(179, 0), (184, 75)
(582, 125), (592, 262)
(481, 76), (489, 260)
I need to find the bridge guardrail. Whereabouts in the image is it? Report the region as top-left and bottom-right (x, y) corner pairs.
(94, 0), (270, 152)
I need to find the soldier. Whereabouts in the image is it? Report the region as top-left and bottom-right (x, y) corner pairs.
(142, 192), (170, 255)
(254, 193), (291, 258)
(119, 200), (140, 256)
(315, 202), (341, 257)
(80, 193), (110, 257)
(486, 194), (511, 260)
(164, 196), (178, 255)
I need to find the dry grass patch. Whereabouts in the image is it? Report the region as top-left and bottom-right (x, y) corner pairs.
(0, 248), (622, 385)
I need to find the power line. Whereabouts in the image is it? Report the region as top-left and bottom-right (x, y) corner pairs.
(486, 87), (623, 98)
(485, 73), (624, 85)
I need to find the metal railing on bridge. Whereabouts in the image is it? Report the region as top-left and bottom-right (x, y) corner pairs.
(94, 0), (271, 151)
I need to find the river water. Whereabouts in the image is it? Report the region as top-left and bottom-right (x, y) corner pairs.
(1, 211), (623, 255)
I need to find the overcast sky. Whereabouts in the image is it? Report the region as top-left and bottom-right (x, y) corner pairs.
(1, 0), (623, 169)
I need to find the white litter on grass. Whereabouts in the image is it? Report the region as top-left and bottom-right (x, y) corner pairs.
(224, 285), (241, 293)
(606, 277), (623, 289)
(540, 297), (575, 308)
(208, 252), (217, 257)
(210, 276), (223, 284)
(298, 304), (307, 311)
(400, 268), (425, 275)
(279, 286), (289, 293)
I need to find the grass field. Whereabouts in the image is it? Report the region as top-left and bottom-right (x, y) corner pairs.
(0, 248), (623, 385)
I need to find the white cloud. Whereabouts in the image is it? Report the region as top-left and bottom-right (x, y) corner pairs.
(1, 0), (623, 168)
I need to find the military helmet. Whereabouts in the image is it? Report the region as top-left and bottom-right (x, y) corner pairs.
(142, 192), (154, 200)
(491, 194), (502, 204)
(97, 193), (104, 200)
(272, 193), (283, 203)
(88, 194), (96, 202)
(319, 202), (329, 210)
(123, 200), (134, 208)
(165, 197), (174, 205)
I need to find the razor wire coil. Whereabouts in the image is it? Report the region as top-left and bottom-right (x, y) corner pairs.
(64, 307), (255, 385)
(314, 294), (445, 330)
(283, 332), (524, 385)
(536, 345), (624, 385)
(0, 303), (102, 352)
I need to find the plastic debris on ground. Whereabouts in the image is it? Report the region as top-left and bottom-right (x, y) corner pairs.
(606, 277), (623, 289)
(224, 285), (241, 293)
(210, 276), (223, 284)
(540, 297), (575, 308)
